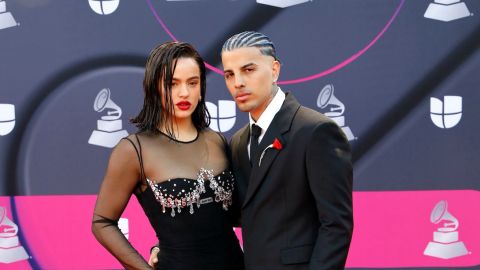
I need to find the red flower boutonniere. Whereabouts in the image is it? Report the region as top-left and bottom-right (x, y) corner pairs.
(259, 138), (283, 166)
(272, 138), (282, 150)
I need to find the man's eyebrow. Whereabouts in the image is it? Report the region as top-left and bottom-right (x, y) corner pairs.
(241, 63), (256, 69)
(223, 63), (257, 73)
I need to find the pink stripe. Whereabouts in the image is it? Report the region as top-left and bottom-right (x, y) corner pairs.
(2, 189), (478, 268)
(347, 190), (480, 267)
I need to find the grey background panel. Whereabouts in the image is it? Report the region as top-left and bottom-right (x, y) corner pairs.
(0, 0), (478, 222)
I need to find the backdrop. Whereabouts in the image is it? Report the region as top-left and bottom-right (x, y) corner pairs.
(0, 0), (479, 269)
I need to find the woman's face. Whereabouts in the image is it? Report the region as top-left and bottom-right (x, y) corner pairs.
(161, 57), (202, 123)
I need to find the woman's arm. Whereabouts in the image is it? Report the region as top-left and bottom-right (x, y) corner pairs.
(92, 138), (152, 270)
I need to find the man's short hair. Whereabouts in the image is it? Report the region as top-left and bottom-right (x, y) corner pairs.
(222, 31), (279, 61)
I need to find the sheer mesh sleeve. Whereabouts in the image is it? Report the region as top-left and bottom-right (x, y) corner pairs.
(91, 137), (152, 270)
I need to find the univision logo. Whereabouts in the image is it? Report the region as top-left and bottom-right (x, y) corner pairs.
(206, 100), (236, 132)
(430, 96), (462, 129)
(0, 104), (15, 136)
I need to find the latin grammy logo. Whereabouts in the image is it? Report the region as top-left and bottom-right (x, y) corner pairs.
(88, 88), (128, 148)
(118, 218), (129, 239)
(424, 200), (469, 259)
(0, 206), (29, 263)
(317, 84), (356, 141)
(0, 0), (18, 30)
(0, 104), (15, 136)
(424, 0), (472, 22)
(256, 0), (309, 8)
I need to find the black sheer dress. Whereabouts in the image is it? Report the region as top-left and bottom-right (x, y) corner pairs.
(92, 129), (244, 270)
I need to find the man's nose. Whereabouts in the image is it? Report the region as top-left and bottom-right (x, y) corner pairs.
(234, 75), (245, 88)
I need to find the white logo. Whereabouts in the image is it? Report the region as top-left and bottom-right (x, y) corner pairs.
(430, 96), (462, 129)
(118, 217), (129, 239)
(88, 88), (128, 148)
(0, 104), (15, 136)
(424, 0), (472, 22)
(424, 200), (469, 259)
(88, 0), (120, 15)
(317, 84), (356, 141)
(206, 100), (236, 133)
(0, 0), (18, 30)
(0, 206), (29, 263)
(256, 0), (310, 8)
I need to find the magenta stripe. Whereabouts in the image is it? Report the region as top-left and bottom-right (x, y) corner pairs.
(146, 0), (405, 83)
(279, 0), (405, 85)
(5, 189), (479, 268)
(146, 0), (177, 42)
(146, 0), (225, 75)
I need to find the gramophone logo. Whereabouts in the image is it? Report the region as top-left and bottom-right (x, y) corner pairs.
(0, 206), (29, 263)
(430, 96), (462, 129)
(317, 84), (356, 141)
(424, 0), (472, 22)
(88, 0), (120, 15)
(88, 88), (128, 148)
(0, 104), (15, 136)
(206, 100), (236, 133)
(118, 217), (129, 239)
(424, 200), (469, 259)
(256, 0), (310, 8)
(0, 0), (18, 30)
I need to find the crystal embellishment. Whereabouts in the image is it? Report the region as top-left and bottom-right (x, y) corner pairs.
(147, 168), (234, 217)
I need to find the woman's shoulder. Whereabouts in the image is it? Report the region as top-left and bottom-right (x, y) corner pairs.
(201, 128), (227, 144)
(115, 130), (155, 153)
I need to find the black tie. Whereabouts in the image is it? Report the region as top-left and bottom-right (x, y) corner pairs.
(250, 124), (262, 165)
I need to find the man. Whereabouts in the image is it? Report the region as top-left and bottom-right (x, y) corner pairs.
(222, 31), (353, 270)
(150, 31), (353, 269)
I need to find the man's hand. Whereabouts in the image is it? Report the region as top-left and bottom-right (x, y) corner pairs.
(148, 246), (159, 268)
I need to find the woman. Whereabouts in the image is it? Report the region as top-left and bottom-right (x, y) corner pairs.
(92, 42), (244, 270)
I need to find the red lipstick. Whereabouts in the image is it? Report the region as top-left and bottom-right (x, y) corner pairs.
(176, 101), (191, 111)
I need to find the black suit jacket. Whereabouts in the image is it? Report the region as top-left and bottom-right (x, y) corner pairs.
(230, 93), (353, 270)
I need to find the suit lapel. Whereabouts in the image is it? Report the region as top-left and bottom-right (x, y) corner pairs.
(242, 93), (301, 208)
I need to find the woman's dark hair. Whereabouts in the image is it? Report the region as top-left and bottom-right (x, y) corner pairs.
(131, 41), (210, 138)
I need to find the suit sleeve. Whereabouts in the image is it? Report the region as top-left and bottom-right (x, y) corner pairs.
(305, 122), (353, 270)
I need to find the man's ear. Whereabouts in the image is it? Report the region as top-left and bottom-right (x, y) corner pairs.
(272, 60), (281, 82)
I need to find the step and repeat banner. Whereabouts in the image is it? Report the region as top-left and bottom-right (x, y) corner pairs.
(1, 0), (479, 269)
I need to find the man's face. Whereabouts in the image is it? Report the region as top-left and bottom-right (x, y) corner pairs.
(222, 47), (280, 121)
